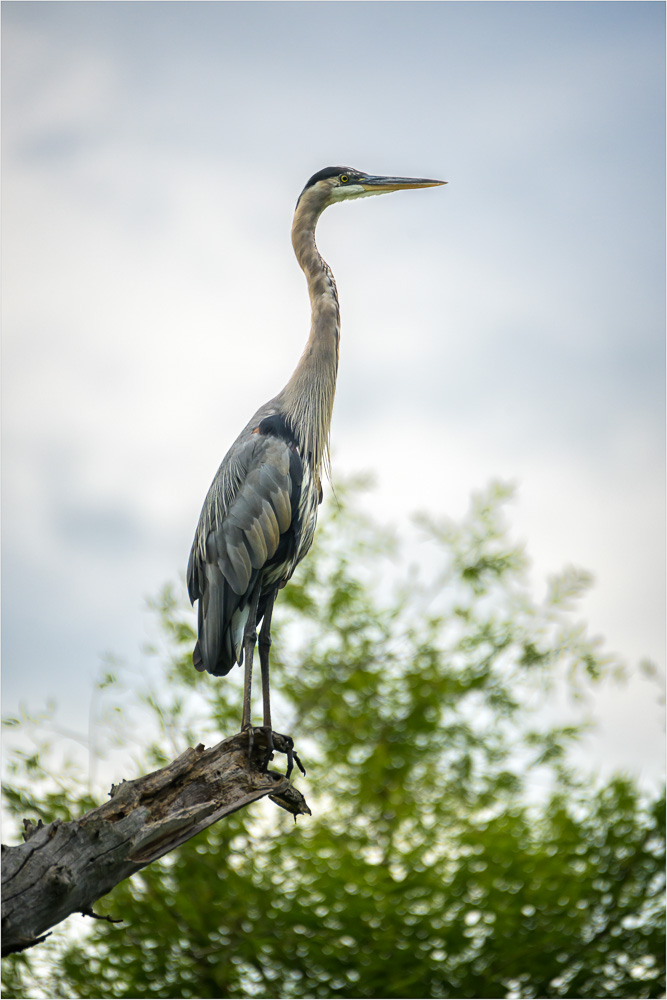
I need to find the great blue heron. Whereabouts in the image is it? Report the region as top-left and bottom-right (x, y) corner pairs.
(187, 166), (444, 769)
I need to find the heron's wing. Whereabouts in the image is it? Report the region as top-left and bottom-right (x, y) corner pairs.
(187, 432), (303, 675)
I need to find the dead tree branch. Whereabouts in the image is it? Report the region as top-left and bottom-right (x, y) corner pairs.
(1, 730), (310, 956)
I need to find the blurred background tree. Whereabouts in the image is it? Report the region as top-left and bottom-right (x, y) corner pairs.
(2, 482), (664, 999)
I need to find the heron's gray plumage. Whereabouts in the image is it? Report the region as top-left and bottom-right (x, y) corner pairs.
(187, 166), (444, 720)
(187, 409), (316, 675)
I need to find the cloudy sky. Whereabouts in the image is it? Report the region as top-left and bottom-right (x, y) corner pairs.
(3, 2), (664, 785)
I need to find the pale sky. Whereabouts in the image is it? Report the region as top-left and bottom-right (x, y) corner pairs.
(2, 2), (664, 786)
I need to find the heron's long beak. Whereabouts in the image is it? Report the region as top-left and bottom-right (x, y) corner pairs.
(360, 174), (446, 192)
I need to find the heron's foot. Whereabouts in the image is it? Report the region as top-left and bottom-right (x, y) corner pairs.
(241, 726), (305, 779)
(241, 722), (257, 765)
(271, 731), (306, 780)
(260, 725), (275, 772)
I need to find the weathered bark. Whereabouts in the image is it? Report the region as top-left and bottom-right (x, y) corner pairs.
(1, 730), (310, 956)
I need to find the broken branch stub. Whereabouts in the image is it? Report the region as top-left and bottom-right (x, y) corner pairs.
(2, 731), (310, 956)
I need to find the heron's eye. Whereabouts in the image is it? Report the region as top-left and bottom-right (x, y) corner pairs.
(340, 174), (349, 184)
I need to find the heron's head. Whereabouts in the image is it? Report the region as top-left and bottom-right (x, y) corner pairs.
(296, 166), (445, 214)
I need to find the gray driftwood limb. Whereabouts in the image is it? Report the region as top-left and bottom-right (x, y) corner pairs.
(1, 730), (310, 956)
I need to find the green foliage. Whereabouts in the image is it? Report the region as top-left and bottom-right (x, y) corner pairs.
(3, 482), (664, 999)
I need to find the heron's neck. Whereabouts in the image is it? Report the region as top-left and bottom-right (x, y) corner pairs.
(280, 196), (340, 475)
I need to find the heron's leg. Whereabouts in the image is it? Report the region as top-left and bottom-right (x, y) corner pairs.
(258, 587), (277, 734)
(256, 588), (277, 769)
(241, 578), (262, 733)
(241, 584), (305, 777)
(257, 589), (306, 778)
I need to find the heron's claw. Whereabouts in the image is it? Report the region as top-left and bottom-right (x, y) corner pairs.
(272, 732), (307, 779)
(241, 722), (256, 766)
(259, 725), (275, 772)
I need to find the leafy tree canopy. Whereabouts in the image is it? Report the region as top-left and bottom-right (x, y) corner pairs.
(2, 481), (664, 999)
